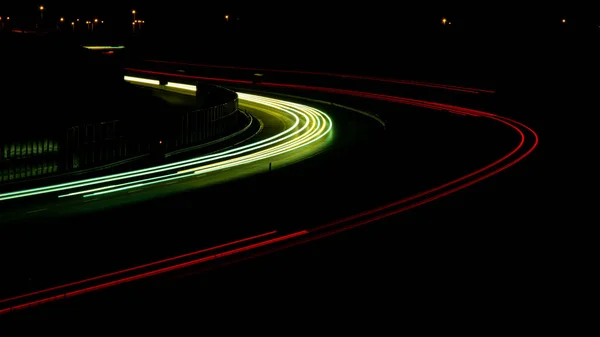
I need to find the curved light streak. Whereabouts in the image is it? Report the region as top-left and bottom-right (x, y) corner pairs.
(83, 46), (125, 50)
(0, 84), (332, 201)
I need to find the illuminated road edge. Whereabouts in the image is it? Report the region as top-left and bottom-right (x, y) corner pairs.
(0, 71), (537, 315)
(0, 83), (332, 201)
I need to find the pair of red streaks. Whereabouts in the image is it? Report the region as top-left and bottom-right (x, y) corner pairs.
(145, 60), (495, 94)
(0, 231), (306, 315)
(1, 68), (537, 315)
(194, 94), (537, 263)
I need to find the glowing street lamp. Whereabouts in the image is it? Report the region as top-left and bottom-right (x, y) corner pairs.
(40, 5), (44, 21)
(562, 19), (566, 24)
(60, 17), (64, 22)
(225, 14), (229, 21)
(442, 17), (447, 25)
(132, 10), (137, 32)
(94, 18), (98, 23)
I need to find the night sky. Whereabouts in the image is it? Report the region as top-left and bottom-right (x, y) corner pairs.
(3, 1), (598, 33)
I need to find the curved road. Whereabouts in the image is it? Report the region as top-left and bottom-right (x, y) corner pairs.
(0, 68), (537, 315)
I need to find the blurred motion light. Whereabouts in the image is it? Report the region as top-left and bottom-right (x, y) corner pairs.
(124, 76), (159, 85)
(166, 82), (197, 91)
(83, 46), (125, 50)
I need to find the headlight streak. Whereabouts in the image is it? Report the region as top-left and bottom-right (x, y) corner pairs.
(123, 76), (159, 85)
(165, 82), (197, 91)
(83, 46), (125, 50)
(0, 94), (301, 200)
(0, 82), (332, 201)
(82, 98), (331, 197)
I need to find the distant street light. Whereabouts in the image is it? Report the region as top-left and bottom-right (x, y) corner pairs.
(562, 19), (566, 23)
(60, 17), (64, 22)
(40, 5), (44, 21)
(442, 17), (447, 25)
(94, 18), (98, 23)
(225, 14), (229, 21)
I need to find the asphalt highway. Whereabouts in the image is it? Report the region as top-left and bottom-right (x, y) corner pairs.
(0, 68), (538, 319)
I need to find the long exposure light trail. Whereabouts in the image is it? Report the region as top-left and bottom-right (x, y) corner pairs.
(0, 85), (332, 201)
(83, 46), (125, 50)
(143, 60), (496, 94)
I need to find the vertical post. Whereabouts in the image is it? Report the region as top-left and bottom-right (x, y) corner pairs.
(195, 81), (204, 108)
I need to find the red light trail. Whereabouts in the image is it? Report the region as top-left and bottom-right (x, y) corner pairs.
(144, 60), (495, 94)
(0, 68), (536, 315)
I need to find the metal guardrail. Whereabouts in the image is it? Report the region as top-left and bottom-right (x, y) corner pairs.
(0, 82), (244, 185)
